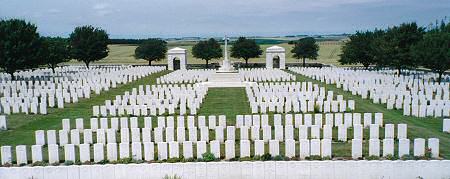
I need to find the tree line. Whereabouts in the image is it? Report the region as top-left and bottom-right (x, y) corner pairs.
(1, 18), (322, 79)
(0, 19), (109, 79)
(339, 20), (450, 82)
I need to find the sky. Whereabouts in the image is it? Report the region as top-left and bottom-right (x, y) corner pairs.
(0, 0), (449, 38)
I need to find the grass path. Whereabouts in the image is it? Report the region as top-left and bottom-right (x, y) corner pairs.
(0, 71), (170, 146)
(197, 88), (251, 124)
(289, 70), (450, 159)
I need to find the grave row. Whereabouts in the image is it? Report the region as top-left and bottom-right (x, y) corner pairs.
(60, 112), (384, 132)
(2, 139), (332, 165)
(351, 138), (439, 159)
(289, 67), (450, 118)
(1, 137), (439, 166)
(246, 82), (356, 113)
(238, 68), (295, 82)
(157, 69), (216, 84)
(37, 122), (407, 146)
(93, 84), (208, 116)
(0, 66), (165, 115)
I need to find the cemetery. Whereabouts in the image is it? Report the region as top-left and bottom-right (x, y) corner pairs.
(1, 49), (449, 178)
(1, 6), (450, 178)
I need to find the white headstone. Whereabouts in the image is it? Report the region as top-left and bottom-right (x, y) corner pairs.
(254, 140), (265, 156)
(413, 138), (425, 156)
(397, 124), (407, 139)
(398, 139), (410, 157)
(269, 140), (280, 156)
(119, 143), (130, 159)
(369, 124), (379, 139)
(299, 125), (308, 140)
(0, 116), (7, 130)
(157, 142), (168, 160)
(15, 145), (27, 165)
(64, 144), (76, 162)
(210, 140), (221, 158)
(240, 140), (251, 157)
(310, 139), (321, 156)
(143, 142), (155, 161)
(226, 126), (236, 141)
(132, 142), (142, 160)
(382, 139), (394, 157)
(196, 141), (207, 159)
(31, 145), (43, 163)
(0, 146), (12, 165)
(284, 139), (295, 158)
(384, 124), (394, 139)
(262, 126), (272, 142)
(48, 144), (59, 164)
(188, 127), (198, 142)
(353, 124), (363, 140)
(35, 130), (45, 145)
(299, 139), (310, 159)
(183, 141), (193, 159)
(94, 143), (105, 162)
(443, 119), (450, 133)
(321, 139), (331, 157)
(225, 140), (235, 159)
(428, 138), (439, 158)
(200, 127), (209, 142)
(352, 139), (362, 159)
(338, 125), (347, 142)
(168, 141), (179, 158)
(79, 143), (91, 163)
(75, 118), (84, 130)
(96, 129), (106, 144)
(369, 139), (380, 157)
(70, 129), (80, 145)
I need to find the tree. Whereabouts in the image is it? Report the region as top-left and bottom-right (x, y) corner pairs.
(42, 37), (70, 73)
(69, 25), (109, 69)
(372, 22), (425, 76)
(134, 39), (167, 66)
(291, 37), (319, 67)
(230, 37), (262, 66)
(0, 19), (44, 80)
(339, 30), (384, 68)
(412, 22), (450, 83)
(192, 38), (222, 68)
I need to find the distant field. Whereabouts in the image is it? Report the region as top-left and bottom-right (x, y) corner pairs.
(66, 41), (344, 66)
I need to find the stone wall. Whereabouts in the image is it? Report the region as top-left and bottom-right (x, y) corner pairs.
(1, 160), (449, 179)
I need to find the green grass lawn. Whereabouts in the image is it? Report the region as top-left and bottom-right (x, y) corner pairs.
(198, 88), (251, 124)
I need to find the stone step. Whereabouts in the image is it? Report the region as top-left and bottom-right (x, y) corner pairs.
(200, 81), (256, 88)
(209, 73), (241, 82)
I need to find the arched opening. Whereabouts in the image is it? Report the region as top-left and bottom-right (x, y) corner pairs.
(273, 55), (280, 69)
(173, 57), (181, 70)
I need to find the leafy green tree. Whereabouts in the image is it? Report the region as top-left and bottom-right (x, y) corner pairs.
(134, 38), (167, 66)
(291, 37), (319, 67)
(230, 37), (262, 66)
(69, 25), (109, 69)
(372, 22), (425, 75)
(339, 30), (384, 68)
(42, 37), (70, 73)
(192, 38), (222, 68)
(412, 22), (450, 83)
(0, 19), (44, 80)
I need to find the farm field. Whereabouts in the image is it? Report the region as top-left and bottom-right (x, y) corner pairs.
(65, 41), (343, 66)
